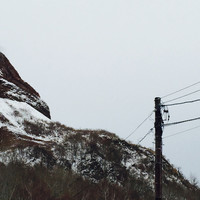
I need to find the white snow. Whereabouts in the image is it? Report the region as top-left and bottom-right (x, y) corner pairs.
(0, 148), (42, 166)
(0, 78), (49, 112)
(0, 98), (65, 144)
(0, 98), (50, 125)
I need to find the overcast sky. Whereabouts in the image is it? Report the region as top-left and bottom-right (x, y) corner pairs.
(1, 0), (200, 182)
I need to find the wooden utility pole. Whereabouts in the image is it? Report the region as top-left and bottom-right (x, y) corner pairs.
(154, 97), (163, 200)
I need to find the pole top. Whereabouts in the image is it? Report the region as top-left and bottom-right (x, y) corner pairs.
(155, 97), (161, 103)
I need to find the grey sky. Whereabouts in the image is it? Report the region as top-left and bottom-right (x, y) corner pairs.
(1, 0), (200, 182)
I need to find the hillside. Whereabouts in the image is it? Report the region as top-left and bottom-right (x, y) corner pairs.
(0, 53), (200, 200)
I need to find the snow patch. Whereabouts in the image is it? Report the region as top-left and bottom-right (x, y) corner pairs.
(0, 98), (64, 144)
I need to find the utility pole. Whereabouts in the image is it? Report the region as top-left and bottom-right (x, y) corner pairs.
(154, 97), (163, 200)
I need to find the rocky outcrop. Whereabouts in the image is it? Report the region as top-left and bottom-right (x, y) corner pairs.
(0, 52), (51, 119)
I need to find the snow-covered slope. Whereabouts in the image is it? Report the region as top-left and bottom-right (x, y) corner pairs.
(0, 98), (50, 144)
(0, 78), (50, 118)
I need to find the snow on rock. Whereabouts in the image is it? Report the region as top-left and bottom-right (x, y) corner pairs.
(0, 52), (51, 118)
(0, 98), (49, 124)
(0, 98), (65, 145)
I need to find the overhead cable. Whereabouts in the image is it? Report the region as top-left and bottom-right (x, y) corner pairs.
(163, 98), (200, 107)
(162, 81), (200, 99)
(163, 125), (200, 139)
(137, 128), (154, 144)
(164, 116), (200, 127)
(125, 110), (154, 140)
(163, 89), (200, 104)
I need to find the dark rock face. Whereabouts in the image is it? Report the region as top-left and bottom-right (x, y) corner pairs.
(0, 52), (51, 119)
(0, 53), (39, 97)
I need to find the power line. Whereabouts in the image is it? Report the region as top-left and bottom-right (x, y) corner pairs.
(163, 125), (200, 139)
(164, 116), (200, 127)
(137, 128), (154, 144)
(124, 110), (154, 140)
(162, 81), (200, 99)
(163, 98), (200, 107)
(163, 89), (200, 104)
